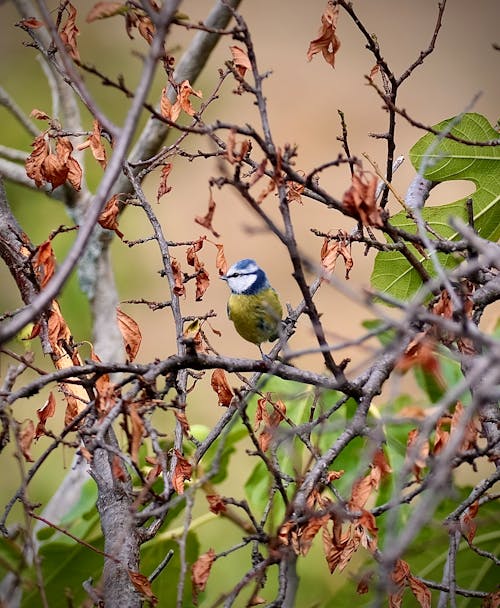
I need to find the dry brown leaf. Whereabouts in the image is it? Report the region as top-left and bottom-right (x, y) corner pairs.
(408, 575), (432, 608)
(460, 500), (479, 544)
(286, 176), (305, 205)
(195, 267), (210, 301)
(343, 169), (382, 227)
(128, 404), (144, 465)
(66, 155), (83, 190)
(128, 571), (158, 606)
(18, 419), (35, 462)
(225, 129), (251, 165)
(483, 590), (500, 608)
(46, 300), (88, 426)
(396, 334), (444, 388)
(406, 428), (429, 481)
(89, 346), (116, 417)
(32, 240), (56, 288)
(42, 151), (68, 189)
(116, 307), (142, 362)
(47, 301), (72, 351)
(35, 392), (56, 439)
(369, 63), (381, 80)
(172, 449), (192, 494)
(297, 513), (330, 556)
(79, 445), (93, 462)
(248, 594), (266, 606)
(98, 194), (124, 239)
(320, 231), (353, 279)
(192, 548), (216, 604)
(173, 409), (190, 436)
(389, 559), (410, 608)
(210, 369), (234, 407)
(356, 571), (373, 595)
(206, 494), (227, 515)
(230, 45), (252, 78)
(214, 243), (228, 276)
(145, 456), (162, 483)
(77, 119), (107, 169)
(26, 133), (82, 191)
(194, 190), (220, 238)
(322, 520), (361, 574)
(432, 417), (450, 455)
(186, 237), (205, 267)
(157, 163), (172, 201)
(54, 138), (81, 190)
(86, 2), (126, 22)
(349, 474), (377, 511)
(30, 109), (51, 121)
(183, 319), (205, 353)
(25, 134), (49, 188)
(372, 448), (392, 480)
(451, 401), (478, 452)
(18, 17), (45, 28)
(254, 397), (286, 452)
(307, 1), (341, 68)
(112, 453), (127, 482)
(59, 3), (80, 61)
(177, 80), (202, 117)
(160, 87), (180, 122)
(171, 258), (186, 297)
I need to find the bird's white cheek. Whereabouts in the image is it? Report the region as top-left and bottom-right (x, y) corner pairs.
(228, 275), (256, 294)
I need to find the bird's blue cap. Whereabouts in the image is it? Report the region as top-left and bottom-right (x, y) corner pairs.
(222, 259), (270, 294)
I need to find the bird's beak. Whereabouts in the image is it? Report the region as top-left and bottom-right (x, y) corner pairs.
(220, 274), (228, 281)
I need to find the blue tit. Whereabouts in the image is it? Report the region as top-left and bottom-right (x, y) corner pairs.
(221, 259), (283, 357)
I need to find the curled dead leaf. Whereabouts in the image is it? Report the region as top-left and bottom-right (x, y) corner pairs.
(192, 548), (216, 604)
(112, 454), (127, 482)
(230, 45), (252, 78)
(157, 163), (173, 201)
(25, 134), (49, 188)
(214, 243), (228, 276)
(307, 1), (341, 68)
(206, 494), (227, 515)
(171, 449), (192, 494)
(77, 119), (107, 169)
(86, 2), (126, 22)
(128, 571), (158, 606)
(98, 194), (124, 239)
(320, 231), (353, 279)
(343, 169), (383, 227)
(35, 392), (56, 439)
(210, 369), (234, 407)
(59, 2), (80, 61)
(116, 307), (142, 362)
(195, 189), (220, 238)
(171, 258), (186, 297)
(18, 419), (35, 462)
(32, 240), (56, 288)
(18, 17), (44, 29)
(177, 80), (202, 117)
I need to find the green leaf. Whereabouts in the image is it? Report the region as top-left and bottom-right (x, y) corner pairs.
(141, 533), (199, 608)
(21, 539), (103, 608)
(372, 113), (500, 300)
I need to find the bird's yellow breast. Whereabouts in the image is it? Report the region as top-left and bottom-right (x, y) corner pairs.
(228, 288), (282, 345)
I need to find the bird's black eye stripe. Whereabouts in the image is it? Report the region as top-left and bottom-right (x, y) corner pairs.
(231, 272), (240, 277)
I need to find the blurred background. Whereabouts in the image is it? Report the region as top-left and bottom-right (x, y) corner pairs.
(0, 0), (499, 602)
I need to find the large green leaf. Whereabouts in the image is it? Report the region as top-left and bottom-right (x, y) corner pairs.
(372, 113), (500, 300)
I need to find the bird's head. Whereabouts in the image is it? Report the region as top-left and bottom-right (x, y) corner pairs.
(221, 259), (270, 295)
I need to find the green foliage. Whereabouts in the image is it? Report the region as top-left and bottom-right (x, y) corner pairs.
(372, 113), (500, 300)
(142, 533), (200, 608)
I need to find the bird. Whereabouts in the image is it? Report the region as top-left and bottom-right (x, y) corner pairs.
(221, 259), (283, 357)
